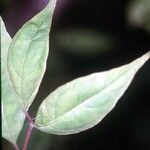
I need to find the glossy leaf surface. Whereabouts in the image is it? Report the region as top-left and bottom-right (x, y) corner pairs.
(7, 0), (57, 110)
(1, 17), (25, 144)
(35, 52), (150, 135)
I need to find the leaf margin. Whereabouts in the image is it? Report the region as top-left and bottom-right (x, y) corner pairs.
(35, 51), (150, 135)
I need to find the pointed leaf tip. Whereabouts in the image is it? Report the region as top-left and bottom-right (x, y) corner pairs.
(7, 0), (58, 110)
(35, 52), (149, 135)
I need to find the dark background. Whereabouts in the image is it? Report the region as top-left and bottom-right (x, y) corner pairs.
(1, 0), (150, 150)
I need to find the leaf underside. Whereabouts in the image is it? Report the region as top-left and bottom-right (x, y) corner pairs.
(35, 52), (150, 135)
(7, 0), (57, 110)
(1, 17), (25, 144)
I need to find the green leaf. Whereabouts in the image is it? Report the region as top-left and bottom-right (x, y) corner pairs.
(1, 17), (25, 144)
(7, 0), (57, 110)
(35, 52), (150, 135)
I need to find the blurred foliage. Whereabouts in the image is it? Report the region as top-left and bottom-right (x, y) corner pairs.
(1, 0), (150, 149)
(54, 28), (114, 56)
(127, 0), (150, 32)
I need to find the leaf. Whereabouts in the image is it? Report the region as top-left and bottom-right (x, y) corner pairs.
(35, 52), (150, 135)
(7, 0), (57, 110)
(1, 17), (25, 144)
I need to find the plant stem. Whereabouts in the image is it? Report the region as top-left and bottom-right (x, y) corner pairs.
(22, 122), (34, 150)
(25, 111), (32, 122)
(12, 143), (20, 150)
(22, 112), (35, 150)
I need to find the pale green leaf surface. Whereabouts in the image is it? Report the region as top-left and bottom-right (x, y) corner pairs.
(35, 52), (150, 135)
(7, 0), (57, 110)
(1, 17), (25, 144)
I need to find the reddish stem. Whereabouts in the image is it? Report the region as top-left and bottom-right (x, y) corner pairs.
(22, 112), (35, 150)
(12, 143), (20, 150)
(25, 111), (32, 122)
(22, 123), (34, 150)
